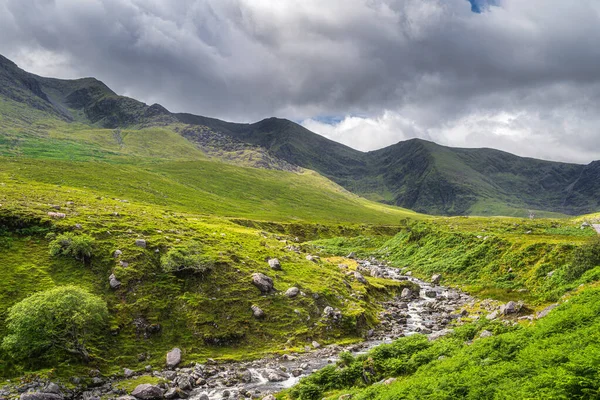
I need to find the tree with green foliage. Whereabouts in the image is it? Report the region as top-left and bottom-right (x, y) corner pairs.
(49, 232), (94, 263)
(160, 242), (215, 274)
(1, 286), (108, 361)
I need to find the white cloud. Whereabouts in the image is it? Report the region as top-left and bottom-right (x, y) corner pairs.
(1, 0), (600, 162)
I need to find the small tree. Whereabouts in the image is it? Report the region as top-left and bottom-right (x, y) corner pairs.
(160, 242), (215, 274)
(2, 286), (108, 361)
(49, 232), (94, 262)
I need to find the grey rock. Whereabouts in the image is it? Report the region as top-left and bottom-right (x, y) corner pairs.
(486, 310), (499, 320)
(43, 384), (61, 395)
(267, 258), (281, 270)
(116, 397), (137, 400)
(109, 274), (121, 289)
(20, 393), (63, 400)
(323, 306), (334, 317)
(479, 330), (493, 338)
(163, 388), (178, 400)
(428, 329), (452, 341)
(135, 239), (147, 248)
(431, 274), (442, 284)
(114, 250), (123, 257)
(536, 303), (559, 319)
(251, 273), (274, 293)
(346, 252), (356, 259)
(285, 287), (299, 298)
(400, 288), (412, 299)
(175, 375), (194, 391)
(166, 348), (182, 369)
(306, 255), (320, 262)
(424, 290), (437, 298)
(262, 396), (276, 400)
(251, 305), (265, 319)
(195, 394), (209, 400)
(131, 384), (163, 399)
(163, 371), (177, 381)
(501, 301), (518, 315)
(354, 271), (367, 284)
(312, 340), (321, 349)
(124, 368), (135, 378)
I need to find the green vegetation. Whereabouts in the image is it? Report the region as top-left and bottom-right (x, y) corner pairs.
(286, 285), (600, 400)
(160, 242), (215, 274)
(310, 219), (599, 303)
(49, 232), (95, 263)
(2, 286), (108, 361)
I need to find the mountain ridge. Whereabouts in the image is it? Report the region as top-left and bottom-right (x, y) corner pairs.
(1, 53), (598, 217)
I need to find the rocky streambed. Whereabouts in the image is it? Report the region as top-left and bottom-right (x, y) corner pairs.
(7, 260), (471, 400)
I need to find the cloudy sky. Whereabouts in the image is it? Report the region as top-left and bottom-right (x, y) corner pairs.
(1, 0), (599, 163)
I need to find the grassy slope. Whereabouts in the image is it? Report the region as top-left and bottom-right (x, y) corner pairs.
(310, 217), (598, 304)
(0, 97), (422, 379)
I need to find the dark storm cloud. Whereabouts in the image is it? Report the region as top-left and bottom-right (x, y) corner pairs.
(1, 0), (600, 162)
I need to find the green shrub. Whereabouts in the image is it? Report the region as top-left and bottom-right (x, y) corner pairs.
(49, 232), (94, 262)
(160, 242), (215, 274)
(1, 286), (108, 361)
(567, 237), (600, 281)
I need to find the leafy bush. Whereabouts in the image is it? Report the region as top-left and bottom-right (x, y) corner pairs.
(49, 232), (94, 262)
(160, 242), (215, 274)
(2, 286), (108, 361)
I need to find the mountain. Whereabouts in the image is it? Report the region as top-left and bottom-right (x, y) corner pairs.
(178, 115), (599, 216)
(1, 53), (599, 217)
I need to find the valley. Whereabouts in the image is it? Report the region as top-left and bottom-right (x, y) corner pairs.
(0, 53), (599, 400)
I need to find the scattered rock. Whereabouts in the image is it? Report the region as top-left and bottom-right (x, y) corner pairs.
(251, 305), (265, 318)
(536, 303), (559, 319)
(428, 329), (452, 341)
(400, 288), (412, 299)
(174, 375), (194, 391)
(195, 394), (209, 400)
(114, 250), (123, 257)
(135, 239), (147, 248)
(479, 330), (493, 338)
(123, 368), (135, 378)
(131, 384), (163, 399)
(20, 392), (63, 400)
(163, 388), (178, 400)
(47, 212), (66, 219)
(166, 348), (182, 369)
(306, 255), (320, 262)
(267, 258), (281, 270)
(109, 274), (121, 289)
(262, 395), (276, 400)
(354, 271), (367, 284)
(424, 290), (437, 298)
(285, 287), (299, 298)
(74, 223), (83, 230)
(383, 377), (397, 385)
(251, 273), (275, 293)
(486, 310), (499, 320)
(312, 341), (321, 349)
(500, 301), (518, 315)
(431, 274), (442, 284)
(347, 252), (356, 259)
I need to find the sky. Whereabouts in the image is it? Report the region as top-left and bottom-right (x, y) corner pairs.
(0, 0), (599, 163)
